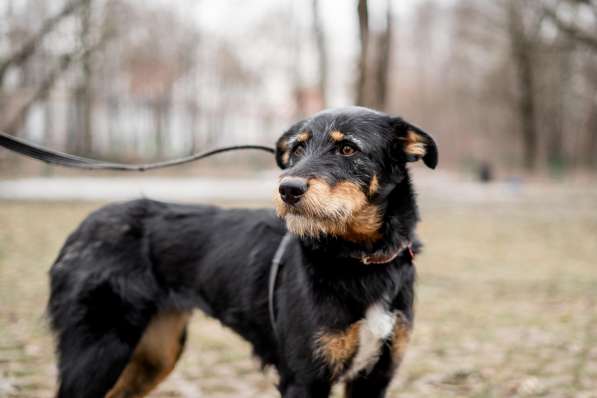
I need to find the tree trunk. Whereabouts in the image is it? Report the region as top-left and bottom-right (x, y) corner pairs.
(153, 97), (169, 158)
(373, 0), (393, 110)
(587, 105), (597, 168)
(312, 0), (327, 108)
(76, 0), (94, 155)
(546, 39), (572, 171)
(508, 1), (539, 171)
(356, 0), (369, 106)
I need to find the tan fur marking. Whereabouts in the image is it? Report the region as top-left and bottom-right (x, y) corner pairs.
(297, 131), (311, 143)
(274, 179), (382, 242)
(345, 203), (382, 242)
(106, 311), (191, 398)
(391, 312), (411, 364)
(277, 139), (289, 151)
(368, 175), (379, 196)
(404, 130), (427, 157)
(315, 323), (361, 377)
(281, 151), (290, 166)
(277, 137), (290, 167)
(330, 131), (344, 141)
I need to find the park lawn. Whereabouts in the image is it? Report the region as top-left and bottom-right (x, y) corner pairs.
(0, 198), (595, 398)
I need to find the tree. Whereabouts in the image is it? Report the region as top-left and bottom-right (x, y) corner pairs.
(544, 0), (597, 51)
(72, 0), (94, 155)
(0, 0), (90, 87)
(355, 0), (394, 109)
(312, 0), (327, 108)
(507, 0), (541, 171)
(374, 0), (393, 110)
(356, 0), (369, 106)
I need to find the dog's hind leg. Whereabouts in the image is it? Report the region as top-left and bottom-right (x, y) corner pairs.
(53, 324), (147, 398)
(50, 282), (156, 398)
(106, 311), (191, 398)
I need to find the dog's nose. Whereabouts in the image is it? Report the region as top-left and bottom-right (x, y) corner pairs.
(279, 177), (308, 205)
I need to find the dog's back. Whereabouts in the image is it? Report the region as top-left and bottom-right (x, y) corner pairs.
(48, 198), (286, 397)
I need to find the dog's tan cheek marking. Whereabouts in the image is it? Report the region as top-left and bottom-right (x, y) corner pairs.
(368, 175), (379, 196)
(315, 323), (361, 377)
(330, 131), (344, 142)
(331, 181), (382, 241)
(404, 130), (427, 157)
(345, 204), (382, 242)
(106, 311), (191, 398)
(392, 312), (411, 365)
(330, 181), (367, 209)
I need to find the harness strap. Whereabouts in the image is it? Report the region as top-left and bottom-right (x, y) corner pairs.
(0, 132), (274, 171)
(268, 232), (293, 340)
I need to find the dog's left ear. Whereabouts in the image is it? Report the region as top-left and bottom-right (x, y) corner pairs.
(392, 117), (438, 169)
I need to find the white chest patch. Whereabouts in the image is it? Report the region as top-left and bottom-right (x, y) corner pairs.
(344, 302), (396, 380)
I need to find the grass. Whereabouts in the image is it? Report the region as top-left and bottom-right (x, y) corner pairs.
(0, 192), (596, 397)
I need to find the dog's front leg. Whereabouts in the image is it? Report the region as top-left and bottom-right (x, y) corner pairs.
(345, 312), (411, 398)
(279, 377), (331, 398)
(344, 346), (395, 398)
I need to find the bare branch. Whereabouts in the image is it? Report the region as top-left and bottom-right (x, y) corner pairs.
(544, 5), (597, 50)
(0, 0), (90, 86)
(2, 39), (105, 134)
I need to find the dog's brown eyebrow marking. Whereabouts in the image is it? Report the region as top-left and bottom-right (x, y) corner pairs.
(296, 131), (311, 143)
(330, 131), (344, 142)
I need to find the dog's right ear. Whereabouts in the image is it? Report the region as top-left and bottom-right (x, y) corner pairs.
(275, 131), (293, 169)
(275, 122), (303, 169)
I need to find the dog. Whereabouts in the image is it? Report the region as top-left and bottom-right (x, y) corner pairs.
(47, 106), (438, 398)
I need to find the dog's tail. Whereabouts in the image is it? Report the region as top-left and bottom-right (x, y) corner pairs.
(47, 200), (165, 398)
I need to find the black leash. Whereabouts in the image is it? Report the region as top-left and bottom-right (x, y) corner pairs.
(0, 132), (274, 171)
(1, 131), (292, 341)
(268, 232), (293, 340)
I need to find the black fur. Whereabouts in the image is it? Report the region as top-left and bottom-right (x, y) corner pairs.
(48, 106), (437, 397)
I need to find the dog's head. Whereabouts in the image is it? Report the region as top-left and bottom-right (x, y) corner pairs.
(273, 107), (437, 242)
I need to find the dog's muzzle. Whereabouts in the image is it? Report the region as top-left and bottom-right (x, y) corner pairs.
(278, 177), (308, 205)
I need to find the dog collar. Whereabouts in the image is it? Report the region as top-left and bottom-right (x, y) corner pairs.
(360, 243), (415, 265)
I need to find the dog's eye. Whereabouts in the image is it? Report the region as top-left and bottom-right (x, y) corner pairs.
(339, 144), (356, 157)
(293, 145), (305, 158)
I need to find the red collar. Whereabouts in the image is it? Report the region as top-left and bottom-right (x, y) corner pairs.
(360, 243), (415, 265)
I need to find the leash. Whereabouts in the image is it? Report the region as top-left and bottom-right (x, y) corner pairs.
(0, 132), (274, 171)
(268, 232), (293, 340)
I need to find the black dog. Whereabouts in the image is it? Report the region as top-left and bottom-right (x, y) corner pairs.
(47, 106), (438, 398)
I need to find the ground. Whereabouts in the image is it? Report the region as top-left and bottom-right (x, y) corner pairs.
(0, 178), (596, 397)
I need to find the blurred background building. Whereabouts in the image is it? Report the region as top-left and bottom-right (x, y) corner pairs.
(1, 0), (596, 177)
